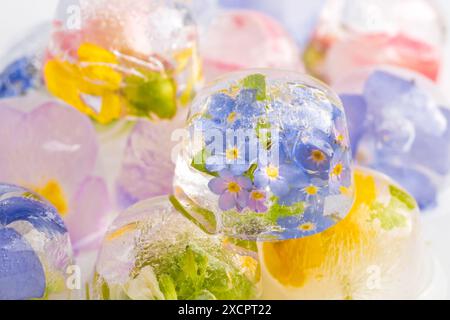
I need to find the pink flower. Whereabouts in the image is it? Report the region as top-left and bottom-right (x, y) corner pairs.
(0, 100), (111, 254)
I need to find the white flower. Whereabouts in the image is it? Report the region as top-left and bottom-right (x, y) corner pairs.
(124, 266), (165, 300)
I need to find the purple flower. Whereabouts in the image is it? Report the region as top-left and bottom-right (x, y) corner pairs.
(248, 189), (268, 213)
(116, 116), (185, 209)
(340, 94), (367, 155)
(0, 101), (111, 253)
(208, 170), (252, 211)
(340, 69), (450, 210)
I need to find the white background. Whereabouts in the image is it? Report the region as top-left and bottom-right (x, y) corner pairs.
(1, 0), (450, 299)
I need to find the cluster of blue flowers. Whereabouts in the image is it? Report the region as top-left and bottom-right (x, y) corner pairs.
(0, 57), (39, 98)
(193, 74), (353, 236)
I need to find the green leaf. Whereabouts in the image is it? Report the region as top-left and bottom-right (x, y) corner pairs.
(256, 118), (272, 150)
(85, 283), (91, 301)
(123, 70), (177, 120)
(225, 237), (258, 253)
(189, 290), (217, 300)
(389, 185), (417, 210)
(182, 246), (200, 282)
(370, 199), (408, 231)
(191, 148), (218, 177)
(241, 74), (267, 101)
(141, 243), (257, 300)
(101, 281), (110, 300)
(169, 195), (217, 234)
(243, 164), (258, 182)
(266, 199), (306, 224)
(159, 274), (178, 300)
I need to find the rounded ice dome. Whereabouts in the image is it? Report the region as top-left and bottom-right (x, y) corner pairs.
(93, 197), (260, 300)
(259, 168), (439, 300)
(44, 0), (202, 124)
(304, 0), (446, 83)
(335, 66), (450, 210)
(0, 184), (74, 300)
(201, 9), (303, 82)
(174, 70), (355, 241)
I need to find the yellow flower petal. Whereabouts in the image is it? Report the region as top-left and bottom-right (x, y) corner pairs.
(262, 169), (378, 288)
(78, 43), (118, 64)
(33, 180), (69, 217)
(45, 51), (123, 124)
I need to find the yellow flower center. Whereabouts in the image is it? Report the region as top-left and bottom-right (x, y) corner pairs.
(227, 112), (238, 124)
(336, 134), (345, 144)
(251, 191), (266, 201)
(226, 147), (240, 161)
(227, 182), (241, 194)
(33, 180), (68, 217)
(311, 150), (326, 164)
(305, 185), (319, 196)
(332, 163), (344, 177)
(266, 165), (280, 180)
(299, 222), (316, 232)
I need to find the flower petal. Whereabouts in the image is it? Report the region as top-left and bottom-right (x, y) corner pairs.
(254, 170), (269, 188)
(363, 70), (414, 111)
(236, 190), (250, 209)
(0, 102), (98, 195)
(65, 176), (111, 254)
(219, 192), (236, 211)
(116, 119), (181, 207)
(208, 177), (227, 195)
(280, 164), (308, 187)
(209, 93), (235, 119)
(0, 196), (67, 236)
(236, 176), (252, 190)
(219, 169), (234, 180)
(0, 228), (46, 300)
(340, 94), (368, 155)
(270, 178), (290, 197)
(375, 163), (437, 210)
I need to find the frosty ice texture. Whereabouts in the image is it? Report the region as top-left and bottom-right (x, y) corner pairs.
(93, 197), (260, 300)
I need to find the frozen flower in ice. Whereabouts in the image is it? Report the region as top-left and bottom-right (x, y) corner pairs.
(0, 100), (111, 252)
(208, 170), (252, 211)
